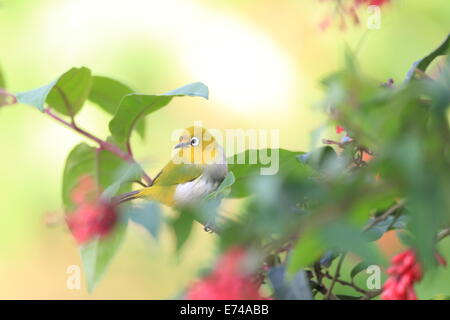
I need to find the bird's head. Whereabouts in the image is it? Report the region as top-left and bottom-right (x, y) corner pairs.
(173, 126), (223, 165)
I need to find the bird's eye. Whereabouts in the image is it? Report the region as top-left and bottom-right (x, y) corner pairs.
(190, 137), (199, 146)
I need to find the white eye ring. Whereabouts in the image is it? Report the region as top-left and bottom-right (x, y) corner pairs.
(190, 137), (199, 146)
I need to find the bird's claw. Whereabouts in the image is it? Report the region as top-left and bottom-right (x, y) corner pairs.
(203, 222), (214, 233)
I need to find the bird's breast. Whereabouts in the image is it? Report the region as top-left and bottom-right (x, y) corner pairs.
(173, 175), (220, 206)
(173, 163), (227, 206)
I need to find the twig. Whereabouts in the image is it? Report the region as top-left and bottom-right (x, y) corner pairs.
(126, 141), (134, 157)
(45, 108), (131, 161)
(386, 212), (400, 230)
(313, 262), (324, 287)
(6, 87), (153, 186)
(322, 138), (353, 149)
(363, 199), (404, 232)
(361, 289), (382, 300)
(325, 252), (346, 299)
(133, 180), (149, 188)
(437, 227), (450, 242)
(0, 88), (17, 106)
(323, 271), (367, 294)
(44, 108), (153, 186)
(309, 280), (328, 295)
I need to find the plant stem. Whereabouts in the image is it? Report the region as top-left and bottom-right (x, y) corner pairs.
(437, 227), (450, 242)
(45, 108), (130, 160)
(126, 141), (134, 157)
(7, 86), (154, 187)
(325, 252), (346, 299)
(363, 199), (404, 232)
(361, 289), (382, 300)
(44, 107), (153, 185)
(322, 271), (367, 294)
(0, 88), (17, 106)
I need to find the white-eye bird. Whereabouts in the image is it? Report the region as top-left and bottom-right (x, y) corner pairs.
(116, 126), (227, 207)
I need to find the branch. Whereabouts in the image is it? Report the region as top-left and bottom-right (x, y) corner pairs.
(322, 271), (367, 294)
(363, 199), (404, 232)
(133, 180), (149, 188)
(325, 252), (346, 299)
(45, 108), (131, 161)
(437, 227), (450, 242)
(361, 289), (382, 300)
(126, 141), (134, 157)
(44, 108), (153, 186)
(313, 257), (381, 300)
(322, 138), (352, 149)
(6, 88), (153, 187)
(0, 88), (17, 106)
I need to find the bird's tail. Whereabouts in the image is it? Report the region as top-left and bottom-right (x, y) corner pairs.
(112, 190), (142, 205)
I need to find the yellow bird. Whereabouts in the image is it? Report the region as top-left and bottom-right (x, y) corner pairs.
(115, 126), (228, 207)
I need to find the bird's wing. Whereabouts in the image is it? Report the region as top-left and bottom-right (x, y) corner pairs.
(152, 160), (203, 186)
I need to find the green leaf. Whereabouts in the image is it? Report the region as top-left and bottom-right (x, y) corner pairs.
(62, 143), (96, 209)
(109, 82), (208, 145)
(287, 231), (324, 274)
(350, 261), (371, 279)
(16, 67), (92, 114)
(227, 149), (308, 198)
(101, 161), (143, 201)
(126, 202), (161, 240)
(406, 33), (450, 81)
(216, 171), (236, 193)
(364, 215), (407, 241)
(407, 190), (441, 269)
(16, 80), (57, 112)
(88, 75), (147, 142)
(396, 230), (415, 247)
(171, 210), (194, 253)
(47, 67), (92, 116)
(204, 171), (235, 201)
(192, 172), (236, 231)
(80, 220), (127, 292)
(320, 222), (383, 266)
(63, 142), (133, 209)
(88, 76), (133, 115)
(297, 146), (338, 172)
(97, 146), (133, 194)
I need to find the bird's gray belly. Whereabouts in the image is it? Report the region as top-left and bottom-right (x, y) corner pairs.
(173, 175), (221, 206)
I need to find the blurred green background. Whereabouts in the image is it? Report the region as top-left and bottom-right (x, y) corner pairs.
(0, 0), (449, 299)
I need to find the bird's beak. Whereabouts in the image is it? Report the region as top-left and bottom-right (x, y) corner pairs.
(174, 142), (190, 149)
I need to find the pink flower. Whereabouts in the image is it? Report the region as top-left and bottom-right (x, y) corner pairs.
(66, 176), (117, 244)
(381, 249), (446, 300)
(185, 247), (267, 300)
